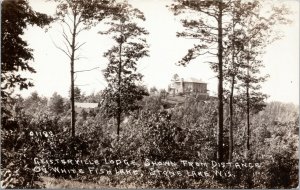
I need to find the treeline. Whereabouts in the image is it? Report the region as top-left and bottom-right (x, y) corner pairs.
(1, 0), (298, 189)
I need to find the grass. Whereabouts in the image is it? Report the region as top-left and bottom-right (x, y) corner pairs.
(40, 176), (109, 189)
(40, 176), (143, 189)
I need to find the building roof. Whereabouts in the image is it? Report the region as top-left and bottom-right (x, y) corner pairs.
(174, 77), (205, 84)
(75, 102), (99, 109)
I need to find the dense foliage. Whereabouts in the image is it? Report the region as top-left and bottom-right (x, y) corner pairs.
(1, 0), (52, 119)
(1, 92), (298, 188)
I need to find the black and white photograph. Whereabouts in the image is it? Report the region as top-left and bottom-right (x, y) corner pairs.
(1, 0), (299, 189)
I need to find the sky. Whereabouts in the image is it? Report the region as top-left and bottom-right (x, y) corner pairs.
(17, 0), (299, 105)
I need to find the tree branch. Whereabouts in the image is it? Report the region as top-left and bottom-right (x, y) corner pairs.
(74, 54), (88, 60)
(75, 83), (91, 86)
(62, 19), (73, 35)
(198, 9), (218, 20)
(62, 40), (72, 56)
(62, 26), (72, 47)
(51, 36), (71, 59)
(75, 42), (86, 51)
(76, 27), (86, 36)
(74, 67), (99, 73)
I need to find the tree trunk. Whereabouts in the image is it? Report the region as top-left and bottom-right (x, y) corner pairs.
(117, 41), (122, 139)
(70, 14), (77, 138)
(229, 75), (234, 161)
(70, 63), (75, 137)
(229, 6), (236, 162)
(245, 44), (251, 152)
(246, 66), (250, 151)
(217, 0), (224, 163)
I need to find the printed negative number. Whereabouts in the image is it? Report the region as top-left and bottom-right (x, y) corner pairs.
(29, 131), (54, 138)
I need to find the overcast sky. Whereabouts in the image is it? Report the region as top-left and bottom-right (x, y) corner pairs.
(18, 0), (299, 105)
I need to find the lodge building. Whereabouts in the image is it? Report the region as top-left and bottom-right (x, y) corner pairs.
(168, 76), (209, 98)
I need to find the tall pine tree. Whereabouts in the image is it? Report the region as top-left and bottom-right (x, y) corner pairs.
(170, 0), (234, 163)
(53, 0), (117, 137)
(99, 1), (149, 139)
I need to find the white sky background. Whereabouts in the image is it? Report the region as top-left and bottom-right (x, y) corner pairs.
(19, 0), (299, 105)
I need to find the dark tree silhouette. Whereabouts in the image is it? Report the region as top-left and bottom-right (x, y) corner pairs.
(1, 0), (52, 119)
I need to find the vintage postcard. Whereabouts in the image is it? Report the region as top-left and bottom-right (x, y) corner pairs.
(1, 0), (299, 189)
